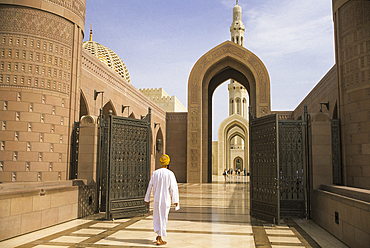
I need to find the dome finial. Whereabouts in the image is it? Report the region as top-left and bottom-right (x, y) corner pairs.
(236, 0), (238, 5)
(89, 23), (93, 41)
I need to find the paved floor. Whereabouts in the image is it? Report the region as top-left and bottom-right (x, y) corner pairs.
(0, 175), (348, 248)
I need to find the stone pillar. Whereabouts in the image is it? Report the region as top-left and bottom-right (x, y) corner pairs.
(310, 112), (333, 194)
(77, 116), (98, 184)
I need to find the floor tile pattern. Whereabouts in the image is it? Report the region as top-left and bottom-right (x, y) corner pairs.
(0, 175), (348, 247)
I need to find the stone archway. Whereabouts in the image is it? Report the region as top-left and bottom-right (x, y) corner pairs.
(187, 41), (270, 183)
(233, 156), (243, 171)
(217, 114), (248, 175)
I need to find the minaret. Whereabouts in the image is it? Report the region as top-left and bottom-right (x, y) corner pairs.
(228, 1), (247, 118)
(228, 1), (247, 150)
(230, 0), (245, 46)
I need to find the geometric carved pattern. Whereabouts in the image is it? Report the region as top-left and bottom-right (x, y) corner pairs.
(0, 6), (74, 46)
(338, 1), (370, 91)
(278, 120), (306, 218)
(106, 110), (151, 219)
(43, 0), (86, 20)
(250, 114), (308, 222)
(331, 119), (342, 185)
(0, 6), (73, 94)
(250, 113), (279, 224)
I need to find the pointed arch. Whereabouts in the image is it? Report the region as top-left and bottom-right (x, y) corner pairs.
(236, 97), (241, 115)
(217, 114), (249, 176)
(128, 112), (136, 119)
(188, 41), (270, 182)
(102, 100), (117, 118)
(154, 127), (164, 170)
(79, 90), (89, 120)
(332, 101), (338, 119)
(233, 156), (243, 171)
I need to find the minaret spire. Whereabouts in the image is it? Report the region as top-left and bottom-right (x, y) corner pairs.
(230, 1), (245, 46)
(228, 0), (248, 118)
(89, 23), (93, 41)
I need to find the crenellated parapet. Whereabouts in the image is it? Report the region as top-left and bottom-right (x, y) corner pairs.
(139, 88), (186, 112)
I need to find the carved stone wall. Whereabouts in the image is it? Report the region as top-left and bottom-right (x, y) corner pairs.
(334, 0), (370, 189)
(0, 2), (83, 182)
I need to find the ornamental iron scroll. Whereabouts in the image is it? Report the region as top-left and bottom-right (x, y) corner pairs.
(278, 120), (306, 218)
(106, 109), (151, 220)
(69, 122), (80, 180)
(250, 113), (280, 225)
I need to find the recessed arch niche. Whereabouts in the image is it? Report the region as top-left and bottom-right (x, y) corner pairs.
(79, 90), (89, 120)
(102, 100), (117, 118)
(187, 41), (271, 183)
(154, 127), (164, 169)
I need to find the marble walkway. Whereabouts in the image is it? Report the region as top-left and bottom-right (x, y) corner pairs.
(0, 175), (348, 248)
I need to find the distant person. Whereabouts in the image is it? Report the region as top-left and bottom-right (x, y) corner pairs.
(144, 154), (180, 245)
(223, 169), (228, 182)
(231, 168), (233, 175)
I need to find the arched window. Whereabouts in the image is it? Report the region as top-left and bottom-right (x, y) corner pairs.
(236, 99), (240, 115)
(79, 91), (89, 120)
(230, 99), (234, 115)
(242, 98), (247, 117)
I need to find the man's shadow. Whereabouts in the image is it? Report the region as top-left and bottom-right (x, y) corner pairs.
(105, 237), (156, 246)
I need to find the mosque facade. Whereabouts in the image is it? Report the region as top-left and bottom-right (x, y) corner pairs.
(0, 0), (369, 247)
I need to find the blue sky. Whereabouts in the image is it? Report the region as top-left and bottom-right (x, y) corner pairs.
(84, 0), (335, 140)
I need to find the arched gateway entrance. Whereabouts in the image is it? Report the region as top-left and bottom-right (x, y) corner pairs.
(187, 41), (271, 183)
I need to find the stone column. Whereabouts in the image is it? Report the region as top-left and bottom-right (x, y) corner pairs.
(77, 116), (98, 184)
(310, 112), (332, 194)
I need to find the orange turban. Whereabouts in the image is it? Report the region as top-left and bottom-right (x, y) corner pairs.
(160, 154), (170, 166)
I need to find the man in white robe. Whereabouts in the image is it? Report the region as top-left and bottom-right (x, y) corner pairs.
(144, 154), (179, 245)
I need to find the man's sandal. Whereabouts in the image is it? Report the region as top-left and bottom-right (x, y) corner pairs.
(156, 240), (167, 245)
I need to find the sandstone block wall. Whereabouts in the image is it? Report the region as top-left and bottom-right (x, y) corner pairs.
(313, 185), (370, 248)
(0, 181), (79, 241)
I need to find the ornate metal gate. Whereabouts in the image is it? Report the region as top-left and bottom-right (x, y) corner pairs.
(278, 119), (306, 218)
(331, 119), (342, 185)
(105, 109), (151, 219)
(250, 114), (280, 224)
(250, 113), (308, 223)
(98, 114), (109, 212)
(69, 122), (80, 180)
